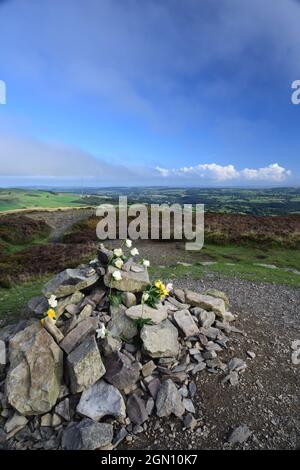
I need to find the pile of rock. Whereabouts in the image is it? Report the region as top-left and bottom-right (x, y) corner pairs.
(0, 244), (245, 450)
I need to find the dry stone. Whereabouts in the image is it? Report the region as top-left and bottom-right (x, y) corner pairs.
(107, 304), (137, 340)
(43, 267), (99, 298)
(156, 379), (185, 418)
(7, 327), (63, 415)
(77, 380), (126, 421)
(62, 419), (113, 450)
(103, 351), (140, 391)
(126, 304), (168, 325)
(173, 310), (199, 337)
(127, 394), (148, 425)
(60, 317), (98, 354)
(184, 289), (226, 319)
(199, 310), (216, 329)
(67, 335), (106, 394)
(141, 320), (179, 358)
(104, 265), (149, 293)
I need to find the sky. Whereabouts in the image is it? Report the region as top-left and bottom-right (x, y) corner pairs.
(0, 0), (300, 187)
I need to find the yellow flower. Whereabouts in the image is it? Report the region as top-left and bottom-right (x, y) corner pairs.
(47, 308), (56, 321)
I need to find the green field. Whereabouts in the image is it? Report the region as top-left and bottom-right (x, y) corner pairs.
(0, 189), (89, 211)
(1, 187), (300, 215)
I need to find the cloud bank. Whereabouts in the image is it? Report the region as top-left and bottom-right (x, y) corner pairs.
(0, 131), (291, 185)
(156, 163), (291, 182)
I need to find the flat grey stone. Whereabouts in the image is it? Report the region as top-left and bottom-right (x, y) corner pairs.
(67, 335), (106, 394)
(103, 351), (140, 391)
(104, 265), (149, 293)
(62, 419), (113, 450)
(43, 267), (99, 298)
(127, 394), (148, 425)
(156, 379), (185, 418)
(126, 303), (168, 325)
(141, 320), (180, 358)
(77, 380), (126, 421)
(174, 310), (199, 337)
(60, 317), (98, 354)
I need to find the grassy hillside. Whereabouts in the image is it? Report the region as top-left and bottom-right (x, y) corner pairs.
(0, 189), (89, 211)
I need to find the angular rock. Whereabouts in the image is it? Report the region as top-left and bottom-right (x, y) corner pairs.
(141, 320), (180, 358)
(228, 424), (252, 444)
(184, 290), (226, 319)
(142, 360), (156, 378)
(156, 379), (185, 418)
(57, 292), (85, 317)
(55, 398), (70, 421)
(166, 296), (190, 310)
(7, 327), (63, 415)
(182, 398), (195, 413)
(77, 304), (93, 322)
(173, 288), (186, 303)
(52, 413), (62, 427)
(41, 413), (52, 427)
(97, 243), (113, 265)
(4, 413), (28, 435)
(199, 326), (221, 340)
(147, 378), (161, 399)
(174, 310), (199, 337)
(127, 394), (148, 425)
(27, 296), (48, 318)
(112, 427), (128, 447)
(77, 380), (126, 421)
(199, 310), (216, 329)
(126, 304), (168, 325)
(122, 292), (137, 308)
(62, 419), (113, 450)
(67, 335), (106, 394)
(44, 317), (64, 344)
(43, 267), (99, 299)
(104, 265), (149, 293)
(107, 304), (138, 341)
(104, 351), (140, 391)
(101, 334), (122, 356)
(203, 288), (229, 308)
(60, 317), (98, 354)
(146, 397), (155, 415)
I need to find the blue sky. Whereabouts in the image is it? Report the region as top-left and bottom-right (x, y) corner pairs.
(0, 0), (300, 187)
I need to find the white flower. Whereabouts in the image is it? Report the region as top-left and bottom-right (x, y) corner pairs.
(114, 258), (124, 269)
(48, 295), (57, 308)
(112, 270), (122, 281)
(125, 239), (132, 248)
(96, 323), (106, 339)
(166, 283), (173, 292)
(143, 259), (150, 268)
(130, 248), (139, 256)
(113, 248), (123, 257)
(142, 292), (149, 302)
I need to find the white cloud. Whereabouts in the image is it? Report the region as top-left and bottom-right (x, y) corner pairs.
(156, 162), (291, 182)
(241, 163), (292, 182)
(156, 163), (239, 181)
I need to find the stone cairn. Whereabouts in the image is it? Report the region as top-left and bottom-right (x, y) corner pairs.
(0, 243), (246, 450)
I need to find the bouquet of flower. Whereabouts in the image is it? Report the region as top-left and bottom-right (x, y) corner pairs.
(142, 280), (173, 308)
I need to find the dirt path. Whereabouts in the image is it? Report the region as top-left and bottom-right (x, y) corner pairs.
(122, 273), (300, 450)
